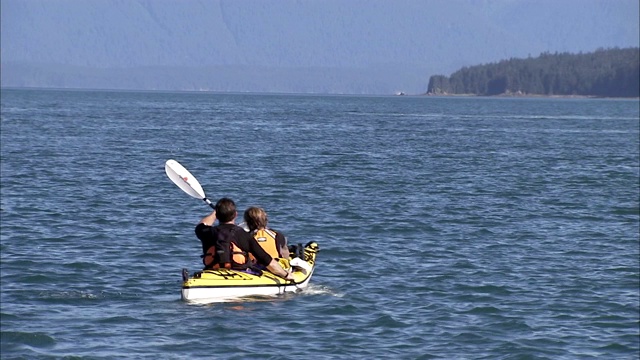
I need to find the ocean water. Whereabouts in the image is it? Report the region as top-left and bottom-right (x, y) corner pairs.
(1, 89), (638, 359)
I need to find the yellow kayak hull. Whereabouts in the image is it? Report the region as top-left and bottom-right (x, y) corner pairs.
(181, 242), (319, 303)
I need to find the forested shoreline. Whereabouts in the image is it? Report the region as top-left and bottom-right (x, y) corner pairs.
(426, 48), (639, 98)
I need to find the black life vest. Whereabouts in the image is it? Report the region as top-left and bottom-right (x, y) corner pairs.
(202, 226), (251, 270)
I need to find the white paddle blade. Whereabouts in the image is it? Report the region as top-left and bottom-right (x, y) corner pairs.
(165, 159), (206, 200)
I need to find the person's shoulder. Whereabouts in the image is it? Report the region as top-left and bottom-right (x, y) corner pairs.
(215, 223), (237, 231)
(230, 223), (248, 231)
(236, 227), (258, 248)
(195, 223), (211, 232)
(234, 225), (254, 237)
(270, 228), (285, 236)
(195, 222), (215, 241)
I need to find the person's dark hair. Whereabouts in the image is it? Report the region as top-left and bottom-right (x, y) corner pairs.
(215, 198), (237, 223)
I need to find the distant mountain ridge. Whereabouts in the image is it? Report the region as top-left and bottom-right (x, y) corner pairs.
(2, 0), (639, 94)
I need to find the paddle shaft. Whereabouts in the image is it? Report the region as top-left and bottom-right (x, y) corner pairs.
(203, 197), (215, 209)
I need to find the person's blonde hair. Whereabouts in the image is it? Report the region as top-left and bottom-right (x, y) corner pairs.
(243, 207), (268, 231)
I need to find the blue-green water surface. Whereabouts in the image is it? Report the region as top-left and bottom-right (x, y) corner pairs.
(1, 89), (639, 359)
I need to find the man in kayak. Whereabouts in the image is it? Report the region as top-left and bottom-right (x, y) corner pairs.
(195, 197), (294, 281)
(243, 206), (290, 260)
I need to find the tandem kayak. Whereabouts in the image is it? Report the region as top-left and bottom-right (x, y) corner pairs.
(181, 241), (320, 303)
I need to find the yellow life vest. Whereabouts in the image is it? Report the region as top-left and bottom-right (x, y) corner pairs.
(253, 228), (280, 259)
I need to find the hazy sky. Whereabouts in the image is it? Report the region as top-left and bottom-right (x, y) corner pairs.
(2, 0), (639, 94)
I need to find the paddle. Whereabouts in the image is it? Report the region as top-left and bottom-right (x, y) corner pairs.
(165, 159), (215, 209)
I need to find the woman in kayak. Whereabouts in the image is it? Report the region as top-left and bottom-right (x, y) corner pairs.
(243, 207), (290, 260)
(195, 198), (294, 281)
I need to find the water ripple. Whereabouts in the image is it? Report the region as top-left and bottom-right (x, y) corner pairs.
(1, 90), (638, 359)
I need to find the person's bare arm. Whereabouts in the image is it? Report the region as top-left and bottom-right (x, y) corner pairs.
(266, 259), (294, 281)
(280, 245), (290, 259)
(277, 232), (290, 259)
(199, 211), (216, 226)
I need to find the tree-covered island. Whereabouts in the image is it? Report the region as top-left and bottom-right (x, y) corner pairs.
(426, 47), (639, 98)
